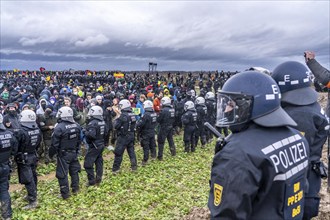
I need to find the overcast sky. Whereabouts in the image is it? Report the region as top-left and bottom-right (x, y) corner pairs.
(1, 1), (329, 71)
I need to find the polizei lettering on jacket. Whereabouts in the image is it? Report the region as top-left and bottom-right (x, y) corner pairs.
(65, 124), (78, 129)
(261, 134), (308, 180)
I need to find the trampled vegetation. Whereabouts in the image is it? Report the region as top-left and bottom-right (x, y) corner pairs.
(11, 137), (215, 219)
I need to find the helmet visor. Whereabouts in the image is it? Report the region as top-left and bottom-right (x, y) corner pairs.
(216, 92), (253, 127)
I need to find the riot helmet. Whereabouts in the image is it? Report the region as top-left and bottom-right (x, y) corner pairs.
(184, 101), (195, 111)
(20, 109), (38, 128)
(195, 97), (206, 105)
(216, 71), (296, 128)
(56, 106), (74, 123)
(119, 99), (131, 111)
(271, 61), (317, 105)
(161, 97), (172, 107)
(143, 100), (153, 110)
(87, 105), (103, 120)
(205, 92), (215, 100)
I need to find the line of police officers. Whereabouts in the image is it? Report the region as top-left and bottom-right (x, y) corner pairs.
(1, 58), (328, 220)
(0, 87), (218, 219)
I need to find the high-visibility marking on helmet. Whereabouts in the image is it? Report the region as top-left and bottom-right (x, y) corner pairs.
(290, 80), (299, 85)
(266, 94), (275, 100)
(303, 77), (309, 83)
(278, 77), (309, 86)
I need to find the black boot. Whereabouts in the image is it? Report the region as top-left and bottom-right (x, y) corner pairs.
(170, 146), (176, 156)
(184, 144), (190, 153)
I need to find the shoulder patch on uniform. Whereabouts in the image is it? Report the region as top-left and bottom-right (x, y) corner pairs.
(214, 183), (223, 206)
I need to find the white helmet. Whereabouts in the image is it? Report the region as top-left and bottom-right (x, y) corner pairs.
(184, 101), (195, 111)
(143, 100), (153, 110)
(88, 105), (103, 120)
(195, 97), (205, 105)
(205, 92), (215, 100)
(0, 114), (5, 130)
(161, 97), (171, 107)
(20, 109), (38, 128)
(56, 106), (74, 123)
(119, 99), (131, 111)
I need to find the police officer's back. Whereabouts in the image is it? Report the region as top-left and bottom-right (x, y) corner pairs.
(136, 100), (157, 164)
(112, 99), (137, 173)
(49, 106), (82, 199)
(208, 71), (310, 219)
(15, 110), (42, 209)
(194, 97), (208, 148)
(181, 101), (198, 152)
(157, 97), (176, 158)
(272, 61), (328, 220)
(84, 105), (106, 186)
(0, 114), (18, 219)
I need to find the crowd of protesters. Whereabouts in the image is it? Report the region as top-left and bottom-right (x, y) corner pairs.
(0, 69), (235, 214)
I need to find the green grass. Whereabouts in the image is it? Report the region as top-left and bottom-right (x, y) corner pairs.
(11, 137), (215, 220)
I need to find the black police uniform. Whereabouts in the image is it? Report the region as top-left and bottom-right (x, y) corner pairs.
(136, 108), (157, 163)
(181, 108), (198, 152)
(195, 103), (208, 148)
(49, 120), (82, 199)
(283, 102), (328, 219)
(112, 109), (137, 172)
(157, 105), (176, 159)
(205, 98), (216, 142)
(0, 126), (18, 219)
(84, 117), (106, 186)
(208, 124), (310, 219)
(15, 124), (42, 205)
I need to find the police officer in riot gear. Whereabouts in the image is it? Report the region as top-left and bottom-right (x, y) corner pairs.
(181, 101), (198, 153)
(112, 99), (137, 173)
(205, 92), (216, 142)
(194, 97), (208, 148)
(0, 114), (18, 219)
(272, 61), (328, 220)
(49, 106), (82, 199)
(157, 97), (176, 159)
(15, 110), (42, 209)
(208, 71), (310, 219)
(136, 100), (157, 165)
(83, 106), (106, 186)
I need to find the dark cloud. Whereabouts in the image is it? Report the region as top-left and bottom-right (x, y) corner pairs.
(1, 1), (329, 71)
